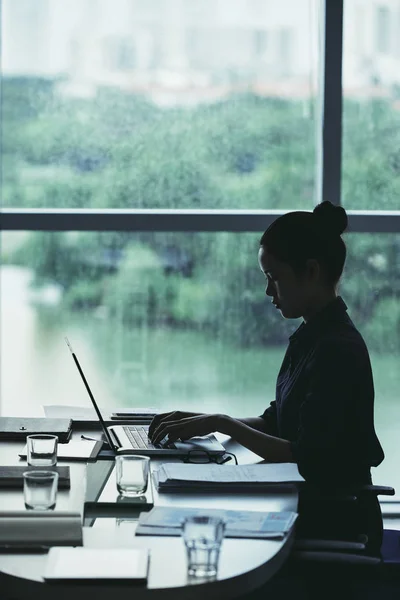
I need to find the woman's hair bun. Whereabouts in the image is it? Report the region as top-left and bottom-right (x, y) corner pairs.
(313, 201), (348, 236)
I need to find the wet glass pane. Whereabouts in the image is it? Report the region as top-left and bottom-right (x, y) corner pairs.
(0, 231), (289, 417)
(342, 233), (400, 490)
(1, 0), (320, 210)
(1, 231), (399, 491)
(342, 0), (400, 209)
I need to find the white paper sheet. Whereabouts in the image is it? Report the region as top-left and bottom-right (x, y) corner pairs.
(44, 547), (149, 580)
(42, 405), (97, 419)
(158, 462), (304, 484)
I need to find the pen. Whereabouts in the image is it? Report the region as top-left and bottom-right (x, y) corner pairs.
(81, 435), (102, 442)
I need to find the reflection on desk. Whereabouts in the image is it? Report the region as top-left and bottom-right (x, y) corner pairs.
(0, 430), (298, 599)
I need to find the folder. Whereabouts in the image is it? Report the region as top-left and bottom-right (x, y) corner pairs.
(136, 506), (298, 539)
(0, 417), (72, 443)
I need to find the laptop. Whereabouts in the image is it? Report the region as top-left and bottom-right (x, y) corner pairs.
(65, 338), (226, 457)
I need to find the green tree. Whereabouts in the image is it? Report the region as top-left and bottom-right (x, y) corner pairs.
(4, 79), (399, 354)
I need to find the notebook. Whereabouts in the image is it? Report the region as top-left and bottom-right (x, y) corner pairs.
(44, 547), (149, 582)
(65, 337), (226, 457)
(0, 417), (72, 443)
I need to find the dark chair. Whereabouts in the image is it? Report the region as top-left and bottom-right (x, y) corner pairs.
(238, 485), (399, 600)
(289, 484), (400, 599)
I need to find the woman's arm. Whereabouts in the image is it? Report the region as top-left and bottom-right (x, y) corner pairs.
(221, 415), (294, 462)
(150, 412), (294, 462)
(240, 400), (279, 436)
(236, 417), (268, 432)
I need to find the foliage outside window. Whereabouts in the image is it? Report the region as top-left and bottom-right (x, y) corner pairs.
(1, 0), (400, 494)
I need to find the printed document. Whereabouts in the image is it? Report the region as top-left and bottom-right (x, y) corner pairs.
(156, 462), (304, 486)
(136, 506), (297, 539)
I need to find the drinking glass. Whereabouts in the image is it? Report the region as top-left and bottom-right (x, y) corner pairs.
(23, 470), (59, 510)
(115, 454), (150, 497)
(182, 515), (225, 578)
(27, 434), (58, 466)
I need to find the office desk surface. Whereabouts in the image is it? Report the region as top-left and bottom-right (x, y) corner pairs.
(0, 429), (298, 600)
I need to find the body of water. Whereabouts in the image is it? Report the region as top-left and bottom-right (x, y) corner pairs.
(0, 265), (398, 493)
(0, 265), (282, 416)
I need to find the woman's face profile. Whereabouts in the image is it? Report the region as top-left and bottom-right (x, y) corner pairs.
(258, 247), (315, 320)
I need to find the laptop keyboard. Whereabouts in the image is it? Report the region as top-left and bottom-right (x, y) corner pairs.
(123, 426), (157, 450)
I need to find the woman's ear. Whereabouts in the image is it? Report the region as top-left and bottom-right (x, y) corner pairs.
(305, 258), (320, 283)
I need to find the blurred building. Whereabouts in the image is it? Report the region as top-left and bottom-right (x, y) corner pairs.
(343, 0), (400, 94)
(1, 0), (53, 75)
(1, 0), (400, 104)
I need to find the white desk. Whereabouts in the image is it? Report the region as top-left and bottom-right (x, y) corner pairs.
(0, 429), (298, 600)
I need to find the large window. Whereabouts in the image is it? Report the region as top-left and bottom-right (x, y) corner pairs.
(1, 1), (400, 498)
(342, 0), (400, 209)
(1, 230), (399, 492)
(1, 0), (320, 211)
(343, 234), (400, 490)
(0, 231), (293, 416)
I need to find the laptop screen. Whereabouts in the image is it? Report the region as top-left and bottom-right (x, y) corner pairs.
(65, 338), (116, 454)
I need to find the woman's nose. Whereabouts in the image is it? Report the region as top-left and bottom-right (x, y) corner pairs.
(265, 280), (274, 297)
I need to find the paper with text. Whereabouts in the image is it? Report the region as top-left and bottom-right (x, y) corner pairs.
(159, 462), (304, 484)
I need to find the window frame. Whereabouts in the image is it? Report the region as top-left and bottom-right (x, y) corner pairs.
(1, 208), (400, 232)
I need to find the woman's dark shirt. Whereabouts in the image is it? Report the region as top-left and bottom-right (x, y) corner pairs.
(260, 296), (384, 486)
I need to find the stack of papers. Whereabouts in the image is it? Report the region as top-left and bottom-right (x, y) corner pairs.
(136, 506), (297, 539)
(153, 462), (304, 493)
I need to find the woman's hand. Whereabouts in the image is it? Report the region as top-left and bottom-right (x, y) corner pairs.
(149, 412), (232, 445)
(148, 411), (203, 442)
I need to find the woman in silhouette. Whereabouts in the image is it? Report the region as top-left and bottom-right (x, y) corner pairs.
(149, 200), (385, 554)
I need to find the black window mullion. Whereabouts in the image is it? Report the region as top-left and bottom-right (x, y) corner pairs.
(319, 0), (344, 207)
(1, 209), (400, 233)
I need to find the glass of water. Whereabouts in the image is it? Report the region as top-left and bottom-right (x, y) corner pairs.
(27, 434), (58, 466)
(23, 470), (59, 510)
(115, 454), (150, 497)
(182, 515), (225, 578)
